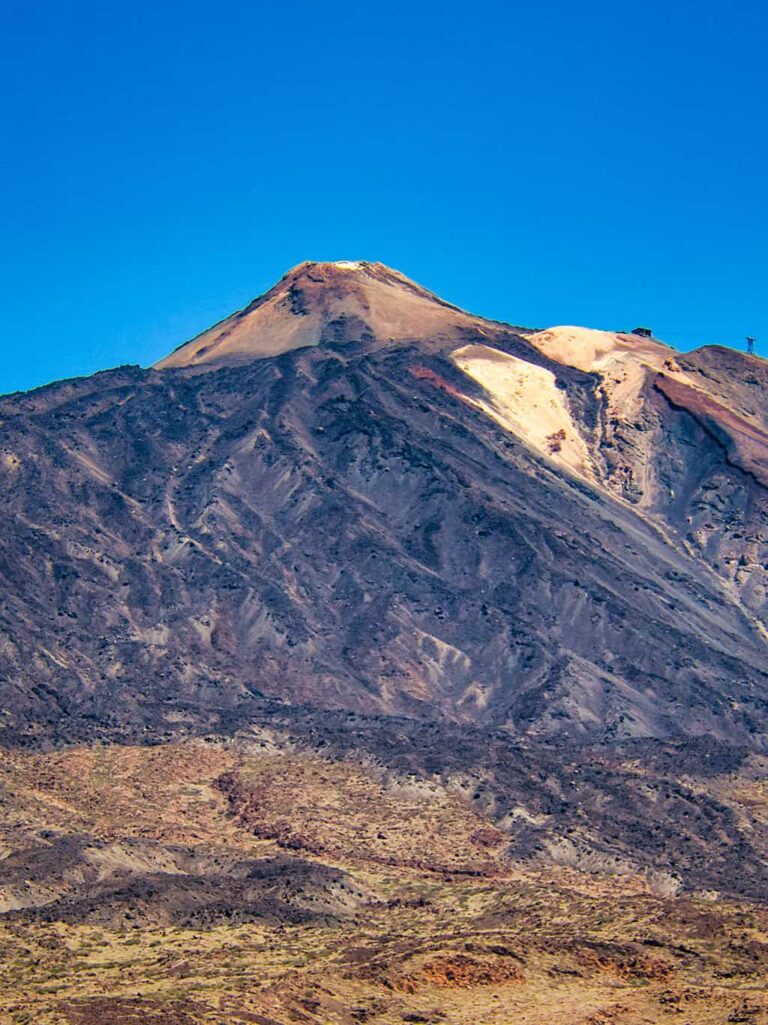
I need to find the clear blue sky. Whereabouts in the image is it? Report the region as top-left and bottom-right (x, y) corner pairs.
(1, 0), (766, 394)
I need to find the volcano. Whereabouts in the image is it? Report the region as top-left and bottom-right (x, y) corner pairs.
(5, 262), (768, 1022)
(0, 261), (767, 746)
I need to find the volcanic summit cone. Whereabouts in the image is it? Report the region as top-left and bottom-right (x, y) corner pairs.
(156, 260), (493, 369)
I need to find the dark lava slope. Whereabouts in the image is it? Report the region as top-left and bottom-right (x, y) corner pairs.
(1, 261), (767, 746)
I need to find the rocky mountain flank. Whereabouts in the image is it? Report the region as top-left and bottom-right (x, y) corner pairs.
(1, 260), (767, 745)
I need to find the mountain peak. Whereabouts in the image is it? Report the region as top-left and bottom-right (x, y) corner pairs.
(155, 260), (485, 370)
